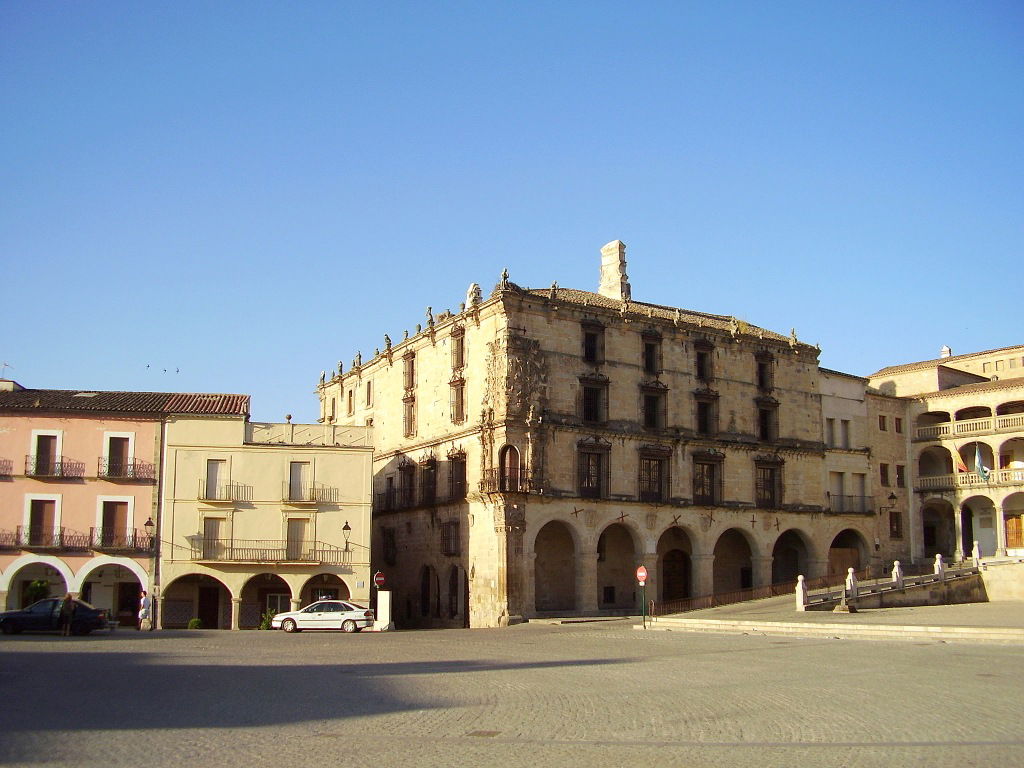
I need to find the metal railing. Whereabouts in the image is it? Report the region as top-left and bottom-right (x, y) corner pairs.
(915, 469), (1024, 491)
(198, 481), (251, 502)
(0, 458), (12, 477)
(25, 455), (85, 478)
(916, 413), (1024, 440)
(480, 467), (544, 493)
(90, 527), (154, 551)
(282, 482), (339, 503)
(14, 526), (90, 551)
(98, 458), (155, 481)
(826, 494), (873, 514)
(192, 538), (352, 564)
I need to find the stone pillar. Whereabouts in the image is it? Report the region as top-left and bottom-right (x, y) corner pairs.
(996, 506), (1008, 556)
(230, 597), (241, 630)
(953, 509), (964, 562)
(290, 597), (301, 611)
(157, 596), (167, 630)
(691, 554), (715, 597)
(752, 555), (773, 588)
(891, 561), (904, 590)
(522, 552), (537, 617)
(0, 590), (8, 611)
(795, 576), (808, 612)
(578, 550), (599, 613)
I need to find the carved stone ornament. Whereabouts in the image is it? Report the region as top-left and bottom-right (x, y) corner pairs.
(584, 510), (597, 528)
(645, 511), (658, 531)
(493, 503), (526, 531)
(467, 283), (482, 306)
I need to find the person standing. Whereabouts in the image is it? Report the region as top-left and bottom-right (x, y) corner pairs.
(138, 590), (152, 631)
(59, 593), (76, 637)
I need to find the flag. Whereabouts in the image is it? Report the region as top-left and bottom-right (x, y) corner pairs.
(975, 443), (990, 482)
(953, 447), (969, 473)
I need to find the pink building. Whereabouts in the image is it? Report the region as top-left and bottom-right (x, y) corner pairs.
(0, 380), (248, 627)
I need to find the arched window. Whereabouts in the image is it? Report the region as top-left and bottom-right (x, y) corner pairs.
(499, 445), (521, 492)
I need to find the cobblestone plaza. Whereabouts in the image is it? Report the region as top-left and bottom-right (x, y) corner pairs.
(2, 621), (1022, 767)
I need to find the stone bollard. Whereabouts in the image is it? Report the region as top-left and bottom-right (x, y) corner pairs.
(845, 567), (858, 600)
(972, 540), (981, 566)
(934, 553), (946, 581)
(795, 575), (808, 612)
(892, 560), (904, 591)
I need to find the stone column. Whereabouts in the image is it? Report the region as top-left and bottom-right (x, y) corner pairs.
(0, 590), (8, 611)
(996, 505), (1008, 556)
(691, 554), (715, 596)
(230, 597), (241, 630)
(578, 549), (599, 613)
(953, 508), (964, 562)
(290, 597), (301, 611)
(522, 552), (537, 617)
(751, 555), (773, 588)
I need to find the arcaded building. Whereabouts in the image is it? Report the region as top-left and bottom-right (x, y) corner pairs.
(868, 345), (1024, 563)
(320, 242), (894, 628)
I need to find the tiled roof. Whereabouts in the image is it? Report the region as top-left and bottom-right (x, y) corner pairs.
(870, 344), (1024, 377)
(519, 286), (794, 344)
(912, 377), (1024, 400)
(0, 388), (250, 416)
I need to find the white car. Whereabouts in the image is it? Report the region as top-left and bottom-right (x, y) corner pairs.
(271, 600), (374, 633)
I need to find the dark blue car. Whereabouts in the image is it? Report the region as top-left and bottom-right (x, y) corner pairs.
(0, 598), (109, 635)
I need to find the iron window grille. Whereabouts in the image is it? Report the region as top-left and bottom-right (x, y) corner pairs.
(692, 460), (722, 505)
(450, 380), (466, 424)
(695, 396), (718, 436)
(639, 456), (668, 502)
(403, 352), (416, 390)
(451, 328), (465, 369)
(382, 526), (397, 565)
(441, 520), (460, 556)
(448, 457), (468, 500)
(889, 510), (904, 539)
(403, 396), (416, 437)
(581, 320), (605, 364)
(420, 459), (437, 506)
(755, 353), (774, 391)
(578, 451), (606, 499)
(694, 341), (714, 382)
(755, 464), (783, 508)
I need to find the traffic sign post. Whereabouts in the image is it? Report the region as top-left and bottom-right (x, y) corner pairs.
(636, 566), (648, 629)
(373, 571), (386, 589)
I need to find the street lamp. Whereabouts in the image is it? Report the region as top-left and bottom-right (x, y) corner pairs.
(144, 518), (155, 537)
(342, 520), (351, 552)
(877, 493), (899, 551)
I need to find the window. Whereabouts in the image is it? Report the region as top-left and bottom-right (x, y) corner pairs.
(27, 498), (57, 546)
(450, 380), (466, 424)
(755, 463), (782, 508)
(398, 462), (416, 508)
(403, 352), (416, 390)
(346, 389), (354, 416)
(499, 445), (522, 492)
(995, 360), (1004, 371)
(878, 415), (887, 431)
(581, 321), (605, 364)
(382, 526), (397, 565)
(755, 353), (774, 391)
(641, 387), (667, 430)
(288, 461), (310, 501)
(329, 397), (336, 422)
(695, 342), (714, 382)
(580, 379), (608, 424)
(894, 417), (903, 434)
(99, 500), (129, 546)
(757, 404), (778, 442)
(365, 381), (373, 407)
(879, 463), (890, 487)
(639, 454), (668, 502)
(451, 328), (465, 369)
(695, 395), (717, 436)
(889, 510), (904, 539)
(403, 396), (416, 437)
(448, 455), (467, 500)
(896, 464), (906, 488)
(692, 460), (720, 505)
(420, 458), (437, 506)
(642, 333), (661, 374)
(840, 420), (851, 449)
(578, 451), (605, 499)
(441, 520), (460, 556)
(29, 431), (61, 476)
(825, 418), (835, 447)
(204, 459), (228, 500)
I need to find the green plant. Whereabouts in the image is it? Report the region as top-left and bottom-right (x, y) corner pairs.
(258, 611), (275, 630)
(24, 579), (50, 605)
(187, 618), (203, 630)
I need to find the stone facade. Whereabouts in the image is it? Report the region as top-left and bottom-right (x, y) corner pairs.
(320, 242), (891, 628)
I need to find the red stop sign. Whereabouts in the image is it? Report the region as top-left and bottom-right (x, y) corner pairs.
(636, 565), (648, 584)
(373, 571), (386, 588)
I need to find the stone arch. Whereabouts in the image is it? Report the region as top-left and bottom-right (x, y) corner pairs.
(956, 405), (991, 421)
(996, 400), (1024, 417)
(1003, 492), (1024, 551)
(712, 528), (754, 593)
(997, 437), (1024, 481)
(240, 573), (292, 629)
(419, 564), (440, 619)
(960, 494), (998, 556)
(918, 445), (953, 477)
(161, 573), (231, 629)
(921, 498), (956, 558)
(299, 573), (351, 605)
(828, 529), (869, 575)
(963, 441), (996, 474)
(534, 520), (576, 612)
(0, 555), (73, 609)
(916, 410), (951, 429)
(656, 526), (694, 602)
(771, 528), (811, 584)
(75, 556), (148, 625)
(595, 522), (637, 610)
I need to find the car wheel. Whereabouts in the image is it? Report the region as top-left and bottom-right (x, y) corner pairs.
(282, 619), (299, 633)
(341, 619), (357, 633)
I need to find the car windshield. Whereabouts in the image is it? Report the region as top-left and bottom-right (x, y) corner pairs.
(28, 600), (57, 614)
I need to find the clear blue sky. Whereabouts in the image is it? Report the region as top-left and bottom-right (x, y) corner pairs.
(3, 2), (1021, 422)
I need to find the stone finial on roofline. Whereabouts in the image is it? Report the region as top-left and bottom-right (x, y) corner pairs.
(598, 240), (631, 302)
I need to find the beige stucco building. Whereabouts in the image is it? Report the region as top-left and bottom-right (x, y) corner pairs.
(319, 241), (893, 628)
(868, 345), (1024, 563)
(159, 417), (373, 629)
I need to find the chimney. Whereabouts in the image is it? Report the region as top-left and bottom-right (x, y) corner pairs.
(598, 240), (631, 301)
(0, 379), (23, 392)
(939, 345), (952, 359)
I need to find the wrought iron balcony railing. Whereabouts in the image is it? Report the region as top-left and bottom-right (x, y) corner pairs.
(198, 481), (251, 502)
(0, 458), (12, 477)
(15, 526), (90, 550)
(282, 482), (339, 503)
(90, 527), (154, 552)
(98, 458), (155, 481)
(25, 455), (85, 478)
(826, 494), (873, 514)
(192, 538), (352, 564)
(479, 467), (543, 494)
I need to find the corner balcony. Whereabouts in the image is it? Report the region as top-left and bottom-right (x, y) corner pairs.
(98, 458), (156, 482)
(479, 467), (544, 494)
(90, 527), (155, 553)
(25, 455), (85, 479)
(191, 538), (352, 565)
(915, 469), (1024, 492)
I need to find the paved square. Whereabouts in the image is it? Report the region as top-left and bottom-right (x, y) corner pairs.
(2, 623), (1022, 767)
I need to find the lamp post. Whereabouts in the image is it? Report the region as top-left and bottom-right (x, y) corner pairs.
(342, 520), (351, 552)
(877, 492), (899, 551)
(143, 517), (155, 540)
